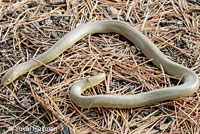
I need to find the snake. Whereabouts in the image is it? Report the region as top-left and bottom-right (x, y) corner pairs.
(1, 20), (199, 108)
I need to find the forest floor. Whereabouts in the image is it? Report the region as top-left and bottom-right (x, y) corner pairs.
(0, 0), (200, 134)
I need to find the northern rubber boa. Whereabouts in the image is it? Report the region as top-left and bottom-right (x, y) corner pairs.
(1, 20), (199, 108)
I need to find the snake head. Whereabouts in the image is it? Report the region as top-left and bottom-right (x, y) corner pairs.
(1, 75), (11, 86)
(1, 67), (19, 86)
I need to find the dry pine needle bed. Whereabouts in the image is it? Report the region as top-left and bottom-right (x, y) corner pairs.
(0, 0), (200, 134)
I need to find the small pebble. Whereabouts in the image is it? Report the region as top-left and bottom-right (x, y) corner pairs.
(5, 5), (15, 15)
(22, 29), (30, 34)
(160, 124), (169, 131)
(62, 126), (69, 134)
(107, 6), (119, 18)
(143, 111), (149, 116)
(1, 49), (7, 53)
(50, 0), (66, 4)
(24, 4), (29, 9)
(51, 32), (59, 39)
(22, 98), (32, 109)
(177, 21), (183, 25)
(29, 24), (35, 29)
(71, 0), (78, 5)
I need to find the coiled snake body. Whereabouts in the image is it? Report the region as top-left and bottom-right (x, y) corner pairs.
(2, 21), (199, 108)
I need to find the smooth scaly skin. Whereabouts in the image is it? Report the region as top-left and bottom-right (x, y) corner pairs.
(1, 20), (199, 108)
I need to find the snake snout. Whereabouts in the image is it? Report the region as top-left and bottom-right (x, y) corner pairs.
(1, 68), (19, 86)
(1, 75), (11, 86)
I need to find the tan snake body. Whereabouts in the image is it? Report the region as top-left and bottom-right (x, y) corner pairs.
(1, 20), (199, 108)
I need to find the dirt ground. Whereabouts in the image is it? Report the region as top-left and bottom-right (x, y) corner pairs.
(0, 0), (200, 134)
